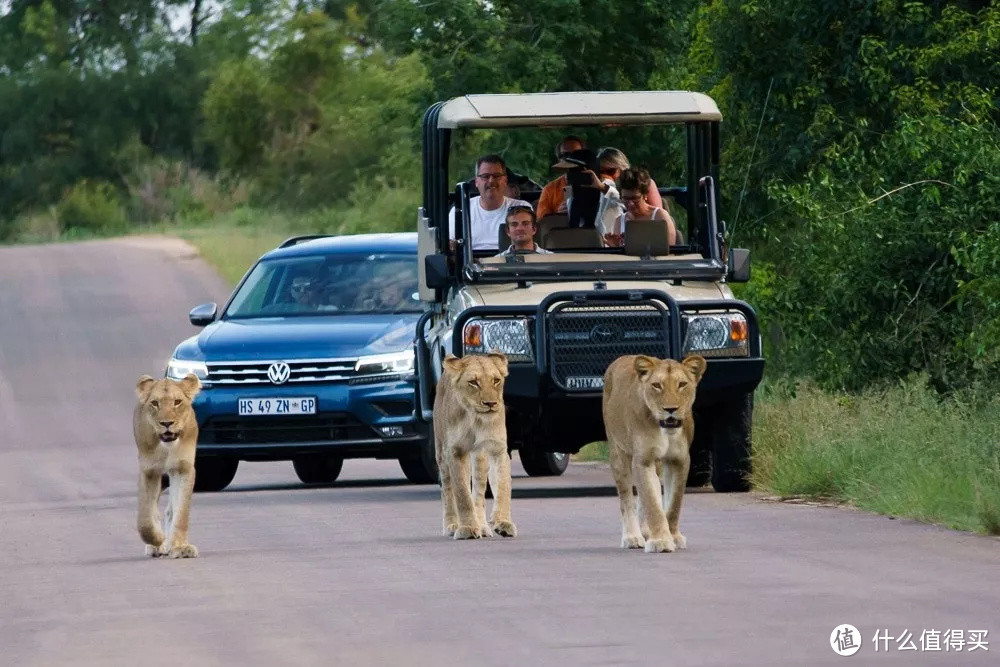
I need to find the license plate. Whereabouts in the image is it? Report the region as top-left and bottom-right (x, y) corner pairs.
(566, 376), (604, 390)
(238, 397), (317, 416)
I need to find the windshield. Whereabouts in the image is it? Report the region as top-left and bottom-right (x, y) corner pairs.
(225, 253), (420, 318)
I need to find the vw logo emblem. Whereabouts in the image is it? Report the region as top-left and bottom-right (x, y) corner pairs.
(267, 362), (291, 385)
(590, 324), (617, 343)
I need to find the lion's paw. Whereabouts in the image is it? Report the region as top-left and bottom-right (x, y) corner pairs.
(168, 544), (199, 559)
(145, 544), (164, 558)
(621, 533), (645, 550)
(453, 525), (480, 540)
(443, 523), (458, 537)
(672, 533), (687, 550)
(491, 520), (517, 538)
(476, 524), (494, 538)
(643, 536), (676, 553)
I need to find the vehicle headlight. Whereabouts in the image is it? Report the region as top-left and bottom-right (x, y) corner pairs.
(682, 314), (748, 357)
(166, 358), (209, 381)
(354, 350), (414, 375)
(463, 318), (533, 362)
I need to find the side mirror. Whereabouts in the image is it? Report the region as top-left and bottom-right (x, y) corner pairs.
(189, 302), (218, 327)
(424, 254), (450, 290)
(727, 249), (751, 283)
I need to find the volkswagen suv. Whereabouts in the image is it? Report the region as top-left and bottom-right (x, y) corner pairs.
(166, 233), (436, 491)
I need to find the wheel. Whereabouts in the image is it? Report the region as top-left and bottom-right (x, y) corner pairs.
(519, 448), (570, 477)
(398, 431), (439, 484)
(710, 393), (753, 492)
(292, 455), (344, 484)
(194, 456), (239, 492)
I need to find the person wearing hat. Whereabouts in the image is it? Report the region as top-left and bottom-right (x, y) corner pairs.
(536, 137), (663, 220)
(448, 154), (531, 251)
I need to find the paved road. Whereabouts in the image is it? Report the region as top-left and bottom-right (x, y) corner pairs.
(1, 237), (997, 666)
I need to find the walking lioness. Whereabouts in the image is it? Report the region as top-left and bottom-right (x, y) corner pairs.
(133, 373), (201, 558)
(602, 354), (706, 553)
(433, 353), (517, 539)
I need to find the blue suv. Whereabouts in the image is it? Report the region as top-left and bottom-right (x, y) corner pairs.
(165, 233), (436, 491)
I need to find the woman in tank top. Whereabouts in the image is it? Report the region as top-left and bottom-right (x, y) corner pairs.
(604, 168), (677, 248)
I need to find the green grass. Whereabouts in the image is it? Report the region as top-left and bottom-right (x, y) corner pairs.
(754, 379), (1000, 535)
(574, 441), (609, 462)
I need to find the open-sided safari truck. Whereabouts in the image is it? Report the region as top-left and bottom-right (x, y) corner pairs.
(413, 91), (763, 492)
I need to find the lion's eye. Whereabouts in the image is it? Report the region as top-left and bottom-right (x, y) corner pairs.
(493, 377), (501, 386)
(150, 400), (159, 408)
(678, 381), (688, 389)
(173, 399), (182, 407)
(651, 382), (662, 391)
(468, 379), (480, 388)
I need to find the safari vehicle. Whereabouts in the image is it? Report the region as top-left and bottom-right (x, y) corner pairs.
(165, 233), (436, 491)
(412, 91), (764, 491)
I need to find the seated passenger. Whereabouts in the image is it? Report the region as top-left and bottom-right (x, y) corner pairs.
(537, 138), (663, 220)
(263, 274), (325, 313)
(448, 154), (530, 251)
(571, 146), (630, 236)
(495, 206), (553, 256)
(604, 168), (676, 248)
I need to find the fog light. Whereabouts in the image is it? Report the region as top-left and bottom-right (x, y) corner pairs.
(378, 425), (405, 438)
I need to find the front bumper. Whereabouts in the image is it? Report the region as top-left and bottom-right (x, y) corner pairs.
(193, 378), (427, 461)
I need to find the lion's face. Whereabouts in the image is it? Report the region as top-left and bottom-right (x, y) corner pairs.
(135, 374), (201, 443)
(633, 355), (707, 428)
(443, 353), (509, 415)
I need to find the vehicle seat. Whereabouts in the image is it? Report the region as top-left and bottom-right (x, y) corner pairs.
(536, 215), (570, 247)
(497, 224), (512, 250)
(544, 227), (603, 250)
(624, 218), (673, 256)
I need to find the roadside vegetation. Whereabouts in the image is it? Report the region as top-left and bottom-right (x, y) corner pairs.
(2, 1), (998, 533)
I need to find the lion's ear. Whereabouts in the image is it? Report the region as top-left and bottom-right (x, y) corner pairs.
(487, 350), (508, 377)
(633, 355), (657, 380)
(136, 375), (156, 402)
(443, 354), (464, 379)
(178, 373), (201, 400)
(682, 355), (707, 382)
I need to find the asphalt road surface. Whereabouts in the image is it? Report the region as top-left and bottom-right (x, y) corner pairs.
(1, 237), (997, 666)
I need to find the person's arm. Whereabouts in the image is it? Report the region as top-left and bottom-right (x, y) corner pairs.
(655, 207), (677, 247)
(647, 176), (664, 209)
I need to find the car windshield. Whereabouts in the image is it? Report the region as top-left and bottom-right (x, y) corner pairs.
(224, 253), (421, 318)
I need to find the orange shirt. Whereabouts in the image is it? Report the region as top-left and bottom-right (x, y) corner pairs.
(536, 175), (567, 219)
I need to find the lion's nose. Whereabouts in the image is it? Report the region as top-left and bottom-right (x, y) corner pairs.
(482, 401), (498, 409)
(159, 421), (174, 429)
(662, 407), (678, 415)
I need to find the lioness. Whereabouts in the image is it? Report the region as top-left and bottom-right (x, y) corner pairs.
(433, 353), (517, 539)
(602, 354), (706, 553)
(133, 374), (201, 558)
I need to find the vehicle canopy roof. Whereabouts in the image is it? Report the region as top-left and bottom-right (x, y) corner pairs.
(436, 91), (722, 129)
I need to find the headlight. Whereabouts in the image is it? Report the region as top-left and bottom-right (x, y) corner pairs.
(682, 314), (748, 357)
(166, 359), (209, 380)
(463, 318), (533, 362)
(354, 350), (414, 375)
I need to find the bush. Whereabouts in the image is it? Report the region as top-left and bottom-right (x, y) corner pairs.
(55, 181), (127, 235)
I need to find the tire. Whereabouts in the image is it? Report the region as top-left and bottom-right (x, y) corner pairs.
(194, 456), (239, 492)
(710, 393), (753, 493)
(292, 455), (344, 484)
(398, 432), (439, 484)
(519, 448), (570, 477)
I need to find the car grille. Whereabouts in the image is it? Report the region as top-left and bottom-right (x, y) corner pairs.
(547, 302), (671, 392)
(200, 413), (375, 444)
(205, 358), (357, 385)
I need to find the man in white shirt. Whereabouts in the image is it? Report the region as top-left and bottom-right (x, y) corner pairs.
(495, 206), (554, 256)
(449, 154), (531, 251)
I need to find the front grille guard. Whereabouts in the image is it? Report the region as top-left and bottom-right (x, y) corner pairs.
(413, 290), (762, 419)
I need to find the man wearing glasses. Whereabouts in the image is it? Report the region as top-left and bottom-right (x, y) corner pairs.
(449, 154), (531, 251)
(495, 206), (553, 256)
